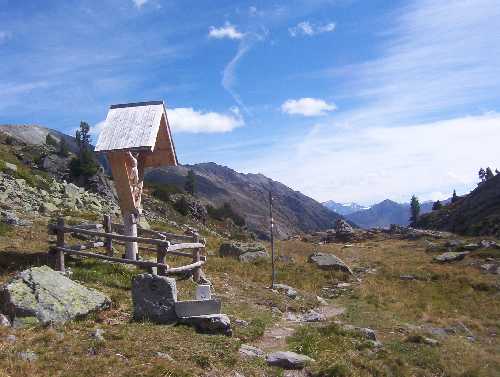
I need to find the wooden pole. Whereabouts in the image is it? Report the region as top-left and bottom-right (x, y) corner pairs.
(192, 234), (201, 283)
(124, 213), (138, 260)
(157, 244), (168, 276)
(103, 214), (113, 256)
(269, 190), (275, 288)
(56, 217), (65, 273)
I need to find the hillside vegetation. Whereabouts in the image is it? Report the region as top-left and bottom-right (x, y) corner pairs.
(417, 174), (500, 237)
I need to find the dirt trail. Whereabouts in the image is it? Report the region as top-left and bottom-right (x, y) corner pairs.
(255, 303), (346, 352)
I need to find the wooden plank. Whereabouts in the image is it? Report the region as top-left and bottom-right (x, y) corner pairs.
(157, 245), (167, 276)
(54, 247), (204, 274)
(73, 224), (103, 230)
(167, 243), (205, 252)
(49, 225), (170, 246)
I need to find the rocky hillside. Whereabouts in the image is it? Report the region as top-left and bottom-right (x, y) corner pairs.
(417, 174), (500, 237)
(146, 163), (344, 239)
(0, 125), (79, 154)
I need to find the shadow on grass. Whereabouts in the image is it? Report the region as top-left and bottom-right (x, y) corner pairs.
(0, 250), (51, 274)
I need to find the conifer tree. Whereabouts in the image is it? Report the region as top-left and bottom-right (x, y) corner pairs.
(410, 195), (420, 226)
(485, 167), (494, 180)
(432, 200), (442, 210)
(451, 189), (458, 203)
(184, 169), (196, 196)
(478, 167), (486, 182)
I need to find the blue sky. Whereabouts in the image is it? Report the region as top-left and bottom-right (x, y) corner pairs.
(1, 0), (499, 205)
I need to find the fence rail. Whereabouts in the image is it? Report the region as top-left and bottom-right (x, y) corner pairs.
(48, 216), (205, 281)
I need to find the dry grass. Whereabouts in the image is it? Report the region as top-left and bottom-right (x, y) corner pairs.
(0, 220), (499, 376)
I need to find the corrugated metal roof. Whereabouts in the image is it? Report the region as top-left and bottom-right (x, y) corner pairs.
(95, 101), (166, 152)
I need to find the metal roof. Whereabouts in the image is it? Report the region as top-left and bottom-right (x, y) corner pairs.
(95, 101), (171, 153)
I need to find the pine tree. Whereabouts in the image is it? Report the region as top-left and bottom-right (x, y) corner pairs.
(75, 121), (91, 153)
(58, 138), (70, 157)
(478, 168), (486, 182)
(451, 189), (458, 203)
(184, 169), (196, 196)
(410, 195), (420, 226)
(432, 200), (442, 210)
(70, 121), (98, 181)
(485, 167), (494, 180)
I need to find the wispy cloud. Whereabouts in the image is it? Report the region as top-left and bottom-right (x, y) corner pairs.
(288, 21), (335, 37)
(132, 0), (149, 9)
(208, 22), (244, 40)
(168, 107), (244, 133)
(281, 98), (336, 117)
(249, 0), (500, 204)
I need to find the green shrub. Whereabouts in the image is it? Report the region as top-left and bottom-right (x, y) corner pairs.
(173, 196), (190, 216)
(149, 183), (183, 203)
(0, 222), (12, 236)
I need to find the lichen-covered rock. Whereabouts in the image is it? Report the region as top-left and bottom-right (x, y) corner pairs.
(434, 251), (469, 263)
(239, 250), (269, 263)
(308, 252), (353, 275)
(272, 283), (298, 299)
(0, 266), (111, 325)
(132, 274), (178, 324)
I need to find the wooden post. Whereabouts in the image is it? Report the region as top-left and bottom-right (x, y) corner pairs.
(124, 213), (138, 260)
(269, 190), (276, 288)
(56, 217), (65, 273)
(103, 214), (113, 256)
(157, 244), (167, 276)
(192, 234), (201, 283)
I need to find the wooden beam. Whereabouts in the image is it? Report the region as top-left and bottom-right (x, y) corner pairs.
(167, 243), (205, 252)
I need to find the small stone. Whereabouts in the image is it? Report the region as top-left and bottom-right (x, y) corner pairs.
(358, 327), (377, 341)
(234, 319), (249, 327)
(462, 243), (480, 251)
(266, 351), (314, 370)
(155, 352), (174, 361)
(0, 313), (10, 327)
(18, 350), (38, 362)
(239, 344), (265, 358)
(272, 284), (298, 299)
(5, 334), (16, 343)
(434, 251), (469, 263)
(316, 296), (328, 305)
(400, 275), (416, 281)
(423, 337), (439, 346)
(301, 310), (326, 322)
(92, 328), (105, 342)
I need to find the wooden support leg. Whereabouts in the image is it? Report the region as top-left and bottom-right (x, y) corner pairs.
(124, 213), (138, 260)
(56, 217), (65, 273)
(192, 234), (201, 282)
(157, 245), (167, 276)
(103, 214), (113, 256)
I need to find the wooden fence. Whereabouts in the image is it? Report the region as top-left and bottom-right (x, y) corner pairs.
(48, 215), (206, 281)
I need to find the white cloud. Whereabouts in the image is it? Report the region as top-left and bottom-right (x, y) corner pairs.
(289, 21), (336, 37)
(132, 0), (148, 8)
(248, 113), (500, 205)
(167, 107), (244, 133)
(281, 98), (336, 117)
(208, 22), (244, 40)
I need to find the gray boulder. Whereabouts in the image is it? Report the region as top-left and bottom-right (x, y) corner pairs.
(219, 242), (267, 258)
(480, 240), (500, 249)
(266, 351), (314, 369)
(0, 266), (110, 325)
(335, 219), (354, 241)
(434, 251), (469, 263)
(308, 252), (353, 275)
(239, 250), (269, 263)
(0, 313), (10, 327)
(132, 274), (178, 324)
(179, 314), (232, 336)
(462, 243), (480, 251)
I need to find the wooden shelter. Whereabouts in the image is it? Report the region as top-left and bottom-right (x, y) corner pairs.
(95, 100), (178, 260)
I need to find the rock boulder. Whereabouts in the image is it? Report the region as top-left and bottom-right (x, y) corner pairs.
(0, 266), (110, 325)
(308, 252), (353, 275)
(266, 351), (314, 370)
(132, 274), (178, 324)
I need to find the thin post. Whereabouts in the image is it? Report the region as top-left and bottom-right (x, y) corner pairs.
(157, 244), (167, 276)
(124, 213), (138, 260)
(103, 214), (113, 256)
(192, 234), (201, 283)
(269, 190), (275, 288)
(56, 217), (65, 273)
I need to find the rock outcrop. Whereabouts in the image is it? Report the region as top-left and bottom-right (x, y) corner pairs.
(219, 242), (269, 262)
(0, 266), (111, 325)
(266, 351), (314, 370)
(308, 252), (353, 275)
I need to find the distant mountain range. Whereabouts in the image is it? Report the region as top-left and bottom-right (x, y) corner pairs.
(322, 200), (370, 216)
(323, 198), (447, 229)
(146, 163), (344, 239)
